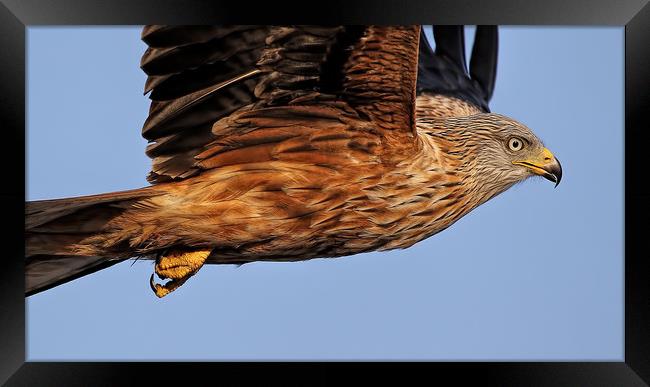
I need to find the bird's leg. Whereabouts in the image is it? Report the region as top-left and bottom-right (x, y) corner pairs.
(149, 249), (211, 298)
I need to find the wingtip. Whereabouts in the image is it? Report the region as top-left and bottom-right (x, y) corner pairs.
(432, 25), (467, 75)
(469, 25), (498, 102)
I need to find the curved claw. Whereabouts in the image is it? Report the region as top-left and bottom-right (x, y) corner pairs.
(150, 273), (187, 298)
(149, 274), (167, 298)
(149, 249), (211, 298)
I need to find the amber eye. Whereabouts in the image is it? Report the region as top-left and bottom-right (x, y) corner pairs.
(508, 137), (524, 151)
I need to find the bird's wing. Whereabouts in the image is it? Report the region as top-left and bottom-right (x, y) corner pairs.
(417, 26), (498, 112)
(140, 26), (421, 183)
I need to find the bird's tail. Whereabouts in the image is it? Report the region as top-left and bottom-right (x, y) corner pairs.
(25, 187), (160, 296)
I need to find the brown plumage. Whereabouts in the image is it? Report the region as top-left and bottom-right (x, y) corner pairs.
(26, 25), (562, 297)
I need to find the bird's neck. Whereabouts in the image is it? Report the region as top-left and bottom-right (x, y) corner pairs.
(375, 113), (521, 250)
(413, 93), (502, 209)
(416, 119), (511, 208)
(372, 126), (479, 250)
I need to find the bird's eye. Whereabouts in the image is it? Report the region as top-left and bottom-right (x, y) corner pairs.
(508, 137), (524, 151)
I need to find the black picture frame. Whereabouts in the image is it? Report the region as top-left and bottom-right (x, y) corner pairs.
(2, 0), (649, 385)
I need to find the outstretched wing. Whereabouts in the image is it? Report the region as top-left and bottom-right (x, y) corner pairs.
(417, 26), (498, 112)
(140, 26), (270, 183)
(140, 25), (421, 184)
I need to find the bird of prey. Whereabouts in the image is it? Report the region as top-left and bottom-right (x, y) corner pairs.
(26, 25), (562, 298)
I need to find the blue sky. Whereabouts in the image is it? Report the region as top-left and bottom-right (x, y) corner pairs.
(26, 26), (624, 360)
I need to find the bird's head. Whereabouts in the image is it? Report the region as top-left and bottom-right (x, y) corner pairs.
(423, 112), (562, 204)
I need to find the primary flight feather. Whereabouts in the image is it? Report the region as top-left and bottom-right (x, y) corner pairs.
(26, 25), (562, 297)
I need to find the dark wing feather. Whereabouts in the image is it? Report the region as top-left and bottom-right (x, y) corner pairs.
(255, 26), (420, 134)
(340, 26), (421, 137)
(417, 25), (498, 112)
(140, 25), (421, 183)
(140, 26), (270, 183)
(469, 26), (498, 102)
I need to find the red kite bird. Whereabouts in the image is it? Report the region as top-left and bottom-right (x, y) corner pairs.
(26, 25), (562, 298)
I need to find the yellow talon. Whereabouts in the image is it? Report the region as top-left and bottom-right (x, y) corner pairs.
(150, 249), (211, 298)
(149, 274), (191, 298)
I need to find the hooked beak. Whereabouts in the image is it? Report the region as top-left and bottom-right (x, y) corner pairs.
(513, 148), (563, 187)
